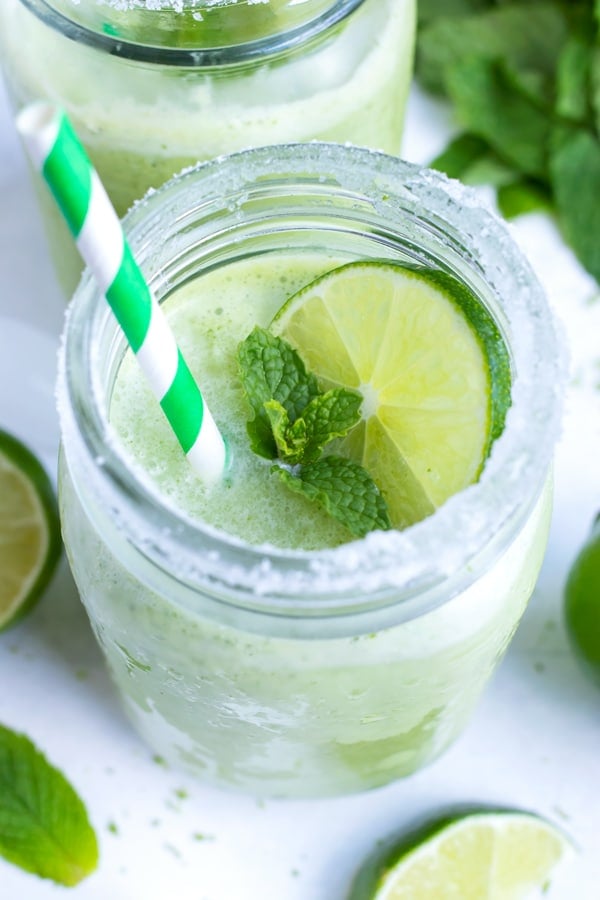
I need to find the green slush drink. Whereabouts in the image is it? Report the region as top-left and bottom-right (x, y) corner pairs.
(57, 146), (562, 797)
(0, 0), (415, 293)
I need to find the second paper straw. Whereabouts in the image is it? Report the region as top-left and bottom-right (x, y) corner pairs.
(17, 102), (227, 485)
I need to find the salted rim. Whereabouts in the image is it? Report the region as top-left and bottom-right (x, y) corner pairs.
(19, 0), (364, 64)
(59, 143), (565, 608)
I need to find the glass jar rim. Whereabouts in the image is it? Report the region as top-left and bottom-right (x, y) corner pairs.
(59, 143), (564, 617)
(18, 0), (365, 65)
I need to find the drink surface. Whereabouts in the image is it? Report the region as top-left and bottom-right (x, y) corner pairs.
(111, 252), (359, 549)
(110, 251), (504, 549)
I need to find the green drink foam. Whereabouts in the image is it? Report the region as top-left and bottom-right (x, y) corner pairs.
(110, 253), (356, 549)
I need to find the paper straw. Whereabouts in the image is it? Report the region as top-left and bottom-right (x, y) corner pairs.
(17, 102), (227, 485)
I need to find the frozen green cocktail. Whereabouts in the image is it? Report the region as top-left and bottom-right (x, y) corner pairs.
(58, 146), (562, 797)
(1, 0), (415, 293)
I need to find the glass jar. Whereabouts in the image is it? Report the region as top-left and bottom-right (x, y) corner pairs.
(57, 144), (562, 798)
(0, 0), (415, 294)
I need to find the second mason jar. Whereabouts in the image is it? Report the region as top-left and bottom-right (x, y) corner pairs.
(0, 0), (416, 293)
(57, 144), (563, 798)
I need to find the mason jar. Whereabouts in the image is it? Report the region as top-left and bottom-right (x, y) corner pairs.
(0, 0), (416, 294)
(57, 144), (562, 798)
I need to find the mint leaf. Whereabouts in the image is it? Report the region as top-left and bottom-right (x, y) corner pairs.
(416, 0), (600, 287)
(264, 400), (308, 465)
(430, 133), (490, 179)
(592, 45), (600, 133)
(446, 57), (553, 178)
(417, 3), (568, 99)
(431, 133), (517, 186)
(274, 457), (391, 538)
(0, 724), (98, 886)
(418, 0), (490, 27)
(300, 389), (362, 463)
(497, 179), (553, 219)
(260, 384), (361, 466)
(239, 328), (391, 534)
(550, 126), (600, 282)
(556, 33), (595, 122)
(238, 327), (320, 459)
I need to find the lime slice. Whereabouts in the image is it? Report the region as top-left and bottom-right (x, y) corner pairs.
(0, 429), (61, 631)
(565, 513), (600, 686)
(350, 811), (575, 900)
(271, 262), (511, 528)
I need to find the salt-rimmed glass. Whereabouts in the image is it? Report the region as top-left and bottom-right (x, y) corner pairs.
(58, 144), (563, 797)
(0, 0), (415, 294)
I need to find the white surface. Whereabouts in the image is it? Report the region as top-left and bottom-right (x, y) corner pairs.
(1, 77), (599, 900)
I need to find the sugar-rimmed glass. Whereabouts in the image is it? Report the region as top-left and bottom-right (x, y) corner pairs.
(57, 144), (563, 797)
(0, 0), (415, 294)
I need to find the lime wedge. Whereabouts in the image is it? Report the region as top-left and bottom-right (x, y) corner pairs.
(271, 262), (511, 528)
(350, 811), (575, 900)
(0, 429), (61, 631)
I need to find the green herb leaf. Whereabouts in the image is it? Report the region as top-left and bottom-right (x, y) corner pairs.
(417, 0), (600, 286)
(592, 47), (600, 133)
(263, 388), (360, 466)
(446, 57), (553, 178)
(431, 133), (517, 186)
(300, 389), (362, 464)
(430, 133), (489, 179)
(497, 179), (553, 219)
(417, 0), (490, 27)
(556, 33), (595, 122)
(237, 327), (320, 459)
(0, 724), (98, 886)
(239, 328), (391, 534)
(263, 400), (308, 465)
(550, 126), (600, 282)
(417, 2), (568, 99)
(274, 457), (392, 538)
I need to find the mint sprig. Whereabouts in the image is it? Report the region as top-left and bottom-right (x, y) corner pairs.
(0, 724), (98, 886)
(416, 0), (600, 284)
(237, 326), (320, 459)
(237, 328), (391, 538)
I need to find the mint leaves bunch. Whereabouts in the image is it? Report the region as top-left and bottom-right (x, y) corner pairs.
(237, 327), (391, 538)
(417, 0), (600, 284)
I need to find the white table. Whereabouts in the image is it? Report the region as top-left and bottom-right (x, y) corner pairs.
(0, 77), (599, 899)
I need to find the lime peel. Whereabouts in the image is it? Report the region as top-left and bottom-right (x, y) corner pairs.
(271, 261), (511, 529)
(350, 809), (575, 900)
(0, 429), (61, 631)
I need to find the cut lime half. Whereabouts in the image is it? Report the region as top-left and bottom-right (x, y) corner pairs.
(0, 429), (61, 631)
(271, 262), (511, 529)
(350, 810), (575, 900)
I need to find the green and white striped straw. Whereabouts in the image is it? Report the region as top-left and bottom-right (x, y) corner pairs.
(17, 102), (227, 485)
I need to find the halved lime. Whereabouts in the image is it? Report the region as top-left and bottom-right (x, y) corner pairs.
(0, 429), (61, 631)
(565, 513), (600, 686)
(350, 810), (574, 900)
(271, 262), (511, 528)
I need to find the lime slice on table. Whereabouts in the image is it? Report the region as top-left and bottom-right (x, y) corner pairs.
(271, 262), (511, 528)
(0, 429), (61, 631)
(349, 810), (575, 900)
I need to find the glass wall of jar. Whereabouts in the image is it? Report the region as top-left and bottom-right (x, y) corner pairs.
(58, 144), (562, 797)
